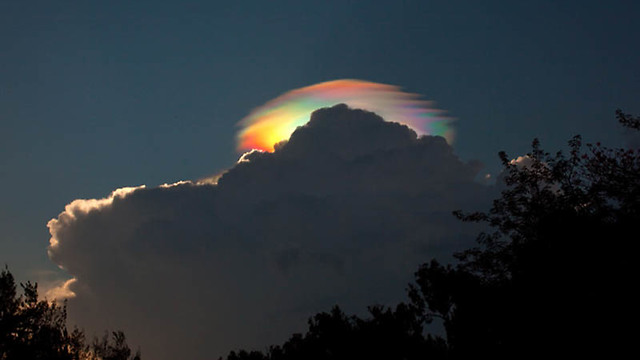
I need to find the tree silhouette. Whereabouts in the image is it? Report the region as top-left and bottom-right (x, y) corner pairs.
(409, 109), (639, 358)
(0, 267), (141, 360)
(224, 305), (446, 360)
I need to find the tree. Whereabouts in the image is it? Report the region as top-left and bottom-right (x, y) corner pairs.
(0, 267), (141, 360)
(85, 331), (141, 360)
(409, 109), (640, 358)
(223, 305), (447, 360)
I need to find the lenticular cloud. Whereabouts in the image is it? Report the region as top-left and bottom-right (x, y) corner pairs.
(236, 79), (453, 152)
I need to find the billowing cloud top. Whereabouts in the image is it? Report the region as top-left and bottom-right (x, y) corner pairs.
(236, 79), (453, 152)
(47, 105), (488, 360)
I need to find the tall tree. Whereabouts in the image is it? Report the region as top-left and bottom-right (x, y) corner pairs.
(224, 305), (447, 360)
(0, 267), (141, 360)
(410, 109), (639, 358)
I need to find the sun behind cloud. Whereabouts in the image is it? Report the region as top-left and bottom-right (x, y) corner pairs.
(236, 79), (454, 152)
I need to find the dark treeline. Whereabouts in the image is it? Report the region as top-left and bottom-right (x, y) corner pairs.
(0, 268), (141, 360)
(223, 110), (639, 360)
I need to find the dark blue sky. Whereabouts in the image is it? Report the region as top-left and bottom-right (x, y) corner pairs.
(1, 0), (639, 282)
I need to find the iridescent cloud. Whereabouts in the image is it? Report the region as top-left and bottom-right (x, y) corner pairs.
(236, 79), (453, 152)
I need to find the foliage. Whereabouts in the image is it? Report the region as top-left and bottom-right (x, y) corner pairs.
(0, 267), (140, 360)
(409, 109), (639, 358)
(224, 305), (446, 360)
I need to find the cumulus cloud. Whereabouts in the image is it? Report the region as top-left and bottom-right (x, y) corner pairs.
(47, 105), (492, 360)
(42, 278), (77, 301)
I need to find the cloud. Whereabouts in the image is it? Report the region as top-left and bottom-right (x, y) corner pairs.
(509, 155), (533, 167)
(42, 278), (77, 302)
(47, 104), (492, 360)
(236, 79), (453, 152)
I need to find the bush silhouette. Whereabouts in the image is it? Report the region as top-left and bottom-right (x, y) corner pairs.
(0, 267), (141, 360)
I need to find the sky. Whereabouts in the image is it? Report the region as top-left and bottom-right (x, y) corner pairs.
(1, 0), (639, 358)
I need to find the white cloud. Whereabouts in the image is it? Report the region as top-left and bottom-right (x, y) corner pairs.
(47, 105), (493, 360)
(47, 186), (146, 248)
(509, 155), (533, 167)
(42, 278), (77, 302)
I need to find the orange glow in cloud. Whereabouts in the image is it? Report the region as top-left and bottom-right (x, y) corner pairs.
(236, 79), (453, 152)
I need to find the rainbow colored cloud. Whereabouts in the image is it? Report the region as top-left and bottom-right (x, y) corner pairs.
(236, 79), (453, 152)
